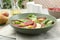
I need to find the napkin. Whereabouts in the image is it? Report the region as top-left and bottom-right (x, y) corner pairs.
(26, 1), (35, 13)
(32, 4), (43, 13)
(0, 25), (16, 38)
(0, 35), (16, 40)
(26, 2), (43, 13)
(26, 2), (49, 15)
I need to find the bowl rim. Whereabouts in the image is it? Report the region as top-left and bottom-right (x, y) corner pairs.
(48, 8), (60, 12)
(9, 13), (56, 30)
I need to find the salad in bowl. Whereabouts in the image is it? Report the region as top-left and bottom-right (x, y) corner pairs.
(10, 13), (56, 34)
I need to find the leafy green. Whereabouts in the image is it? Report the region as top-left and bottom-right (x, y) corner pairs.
(19, 19), (29, 22)
(45, 23), (52, 27)
(2, 0), (12, 9)
(45, 21), (54, 27)
(28, 15), (37, 21)
(42, 19), (54, 27)
(42, 19), (50, 24)
(15, 21), (20, 24)
(18, 0), (33, 8)
(29, 0), (33, 1)
(18, 0), (25, 8)
(47, 20), (54, 24)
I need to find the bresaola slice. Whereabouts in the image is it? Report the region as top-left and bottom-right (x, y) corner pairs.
(12, 19), (44, 29)
(32, 22), (37, 28)
(13, 20), (37, 29)
(13, 24), (20, 27)
(24, 20), (34, 26)
(13, 24), (25, 28)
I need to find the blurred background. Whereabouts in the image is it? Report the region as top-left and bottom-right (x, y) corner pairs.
(0, 0), (60, 18)
(0, 0), (60, 9)
(34, 0), (60, 8)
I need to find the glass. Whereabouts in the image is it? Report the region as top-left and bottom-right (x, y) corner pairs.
(11, 0), (21, 16)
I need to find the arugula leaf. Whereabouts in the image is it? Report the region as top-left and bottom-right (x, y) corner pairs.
(47, 20), (54, 24)
(2, 0), (12, 9)
(42, 19), (49, 24)
(19, 19), (29, 22)
(42, 19), (54, 27)
(28, 15), (37, 21)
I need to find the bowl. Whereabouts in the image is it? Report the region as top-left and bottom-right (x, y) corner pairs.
(10, 13), (56, 35)
(48, 8), (60, 19)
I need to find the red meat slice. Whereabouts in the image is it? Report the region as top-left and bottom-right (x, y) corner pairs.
(32, 22), (37, 28)
(13, 24), (25, 28)
(24, 20), (34, 26)
(13, 24), (20, 27)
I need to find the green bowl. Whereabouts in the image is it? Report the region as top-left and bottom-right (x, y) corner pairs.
(9, 13), (56, 35)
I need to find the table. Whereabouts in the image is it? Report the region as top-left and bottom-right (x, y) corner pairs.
(0, 9), (60, 40)
(0, 19), (60, 40)
(16, 19), (60, 40)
